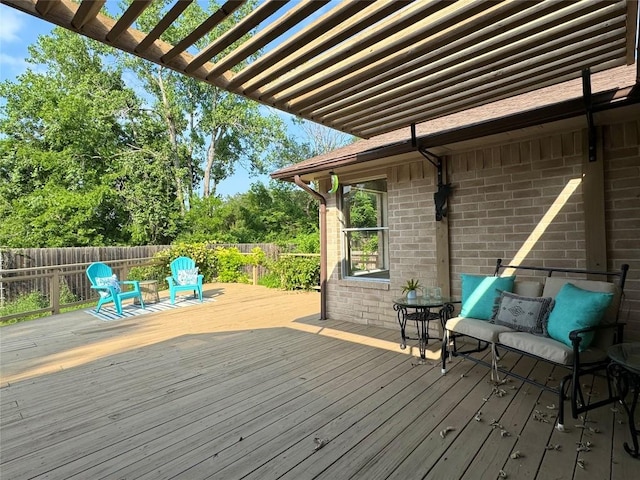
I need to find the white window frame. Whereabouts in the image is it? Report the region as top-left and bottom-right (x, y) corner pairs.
(340, 178), (390, 282)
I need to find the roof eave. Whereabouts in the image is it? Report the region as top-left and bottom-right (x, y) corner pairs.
(271, 84), (640, 182)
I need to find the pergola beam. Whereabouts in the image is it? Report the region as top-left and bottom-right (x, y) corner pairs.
(0, 0), (636, 139)
(356, 57), (624, 138)
(231, 0), (411, 93)
(71, 0), (104, 30)
(106, 0), (153, 43)
(200, 0), (329, 78)
(317, 23), (627, 127)
(258, 0), (466, 101)
(296, 0), (621, 116)
(34, 0), (55, 15)
(183, 0), (287, 73)
(135, 0), (193, 54)
(161, 0), (246, 64)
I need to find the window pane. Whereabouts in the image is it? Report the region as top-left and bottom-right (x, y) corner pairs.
(342, 179), (389, 279)
(343, 180), (387, 229)
(345, 229), (389, 278)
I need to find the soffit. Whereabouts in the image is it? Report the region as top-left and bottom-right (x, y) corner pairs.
(1, 0), (638, 139)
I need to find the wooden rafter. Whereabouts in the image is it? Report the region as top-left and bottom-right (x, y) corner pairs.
(161, 0), (245, 64)
(0, 0), (637, 139)
(201, 0), (329, 79)
(321, 25), (627, 126)
(257, 0), (461, 100)
(71, 0), (104, 30)
(356, 56), (625, 138)
(106, 0), (153, 43)
(34, 0), (56, 15)
(301, 2), (627, 119)
(135, 0), (193, 53)
(185, 0), (288, 74)
(295, 0), (596, 114)
(230, 0), (411, 93)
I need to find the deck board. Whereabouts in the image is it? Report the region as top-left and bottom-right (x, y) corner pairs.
(0, 283), (636, 479)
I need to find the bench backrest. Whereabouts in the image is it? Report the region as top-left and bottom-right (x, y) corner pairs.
(496, 259), (629, 349)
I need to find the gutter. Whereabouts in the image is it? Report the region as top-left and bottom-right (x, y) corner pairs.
(294, 175), (327, 320)
(273, 85), (639, 182)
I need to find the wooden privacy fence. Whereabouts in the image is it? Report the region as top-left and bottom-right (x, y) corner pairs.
(0, 246), (170, 308)
(0, 244), (286, 322)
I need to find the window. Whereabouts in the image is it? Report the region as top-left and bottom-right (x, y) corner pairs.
(341, 179), (389, 280)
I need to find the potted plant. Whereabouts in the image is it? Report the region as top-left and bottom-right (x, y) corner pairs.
(402, 278), (421, 299)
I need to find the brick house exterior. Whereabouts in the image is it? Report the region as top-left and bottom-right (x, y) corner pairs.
(272, 66), (640, 341)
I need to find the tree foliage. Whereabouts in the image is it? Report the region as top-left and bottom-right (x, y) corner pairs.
(0, 3), (353, 248)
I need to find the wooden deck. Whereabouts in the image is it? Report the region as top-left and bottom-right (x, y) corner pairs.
(1, 283), (637, 479)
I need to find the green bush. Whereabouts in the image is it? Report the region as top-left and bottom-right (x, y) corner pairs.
(0, 292), (49, 326)
(266, 255), (320, 290)
(152, 243), (218, 286)
(59, 283), (78, 304)
(215, 246), (250, 283)
(291, 232), (320, 253)
(128, 263), (167, 286)
(257, 272), (281, 289)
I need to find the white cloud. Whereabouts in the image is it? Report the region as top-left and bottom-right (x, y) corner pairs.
(0, 8), (24, 43)
(0, 52), (29, 80)
(0, 53), (26, 68)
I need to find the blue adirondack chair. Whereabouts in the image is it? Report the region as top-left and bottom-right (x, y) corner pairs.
(166, 256), (204, 304)
(86, 262), (145, 315)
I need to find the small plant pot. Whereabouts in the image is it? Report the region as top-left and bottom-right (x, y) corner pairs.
(406, 289), (417, 300)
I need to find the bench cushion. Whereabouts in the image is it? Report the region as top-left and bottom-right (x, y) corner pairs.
(513, 280), (543, 297)
(446, 316), (514, 343)
(498, 331), (608, 365)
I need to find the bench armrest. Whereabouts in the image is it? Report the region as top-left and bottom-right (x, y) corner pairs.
(569, 322), (625, 355)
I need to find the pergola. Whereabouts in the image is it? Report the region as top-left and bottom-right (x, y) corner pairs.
(1, 0), (638, 139)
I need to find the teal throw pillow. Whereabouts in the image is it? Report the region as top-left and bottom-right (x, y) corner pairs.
(460, 274), (516, 320)
(546, 283), (614, 350)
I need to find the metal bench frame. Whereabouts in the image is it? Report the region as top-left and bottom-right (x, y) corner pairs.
(442, 259), (629, 430)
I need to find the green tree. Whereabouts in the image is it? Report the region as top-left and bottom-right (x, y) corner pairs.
(0, 28), (138, 246)
(179, 181), (318, 244)
(124, 0), (288, 206)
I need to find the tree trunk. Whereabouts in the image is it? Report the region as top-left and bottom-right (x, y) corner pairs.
(203, 92), (219, 198)
(157, 68), (185, 214)
(203, 132), (217, 197)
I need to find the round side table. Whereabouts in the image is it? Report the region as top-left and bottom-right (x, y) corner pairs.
(608, 342), (640, 459)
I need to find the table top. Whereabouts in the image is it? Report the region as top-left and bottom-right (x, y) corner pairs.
(393, 296), (460, 308)
(137, 279), (158, 285)
(608, 342), (640, 375)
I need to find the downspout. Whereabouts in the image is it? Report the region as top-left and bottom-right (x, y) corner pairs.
(294, 175), (327, 320)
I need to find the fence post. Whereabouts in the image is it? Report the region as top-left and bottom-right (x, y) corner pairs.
(253, 265), (258, 285)
(51, 269), (61, 315)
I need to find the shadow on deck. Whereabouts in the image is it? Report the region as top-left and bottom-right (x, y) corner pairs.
(0, 283), (637, 479)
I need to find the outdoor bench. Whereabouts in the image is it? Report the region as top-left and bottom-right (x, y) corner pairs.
(441, 259), (629, 430)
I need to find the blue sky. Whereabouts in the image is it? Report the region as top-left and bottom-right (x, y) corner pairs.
(0, 4), (308, 197)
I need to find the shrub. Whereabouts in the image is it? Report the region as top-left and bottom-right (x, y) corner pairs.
(0, 292), (49, 326)
(59, 283), (78, 304)
(291, 232), (320, 254)
(267, 255), (320, 290)
(215, 246), (250, 283)
(128, 264), (167, 286)
(257, 272), (281, 289)
(152, 243), (218, 285)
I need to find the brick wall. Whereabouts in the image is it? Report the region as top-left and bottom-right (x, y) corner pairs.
(324, 120), (640, 341)
(325, 158), (437, 330)
(603, 119), (640, 341)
